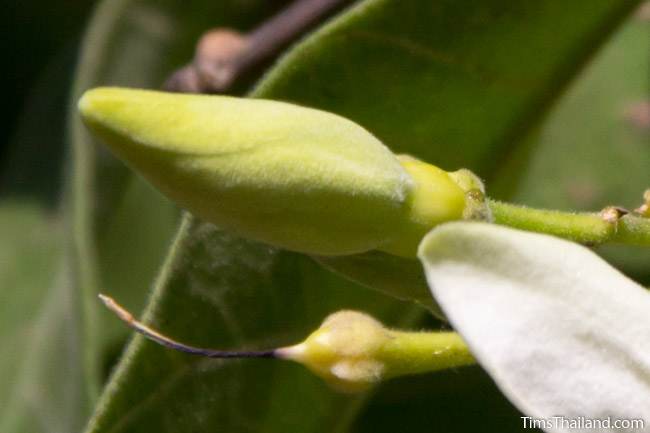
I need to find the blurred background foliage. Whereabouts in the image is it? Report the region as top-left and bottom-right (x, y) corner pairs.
(1, 1), (648, 432)
(2, 0), (97, 199)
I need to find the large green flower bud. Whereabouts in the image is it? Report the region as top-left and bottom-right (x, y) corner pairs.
(78, 87), (474, 256)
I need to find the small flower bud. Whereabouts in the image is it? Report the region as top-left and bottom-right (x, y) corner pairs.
(277, 310), (474, 393)
(277, 311), (390, 393)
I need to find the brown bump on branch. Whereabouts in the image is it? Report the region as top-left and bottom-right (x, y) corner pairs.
(600, 206), (628, 225)
(193, 29), (250, 93)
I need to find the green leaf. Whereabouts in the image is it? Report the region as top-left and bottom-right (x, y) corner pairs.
(82, 1), (639, 433)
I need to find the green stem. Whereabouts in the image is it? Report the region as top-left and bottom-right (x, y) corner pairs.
(489, 200), (650, 246)
(381, 331), (475, 379)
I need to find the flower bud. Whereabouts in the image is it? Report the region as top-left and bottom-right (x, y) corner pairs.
(78, 87), (482, 257)
(277, 310), (473, 393)
(79, 87), (411, 255)
(277, 311), (390, 393)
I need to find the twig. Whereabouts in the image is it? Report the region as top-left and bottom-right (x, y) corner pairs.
(164, 0), (348, 93)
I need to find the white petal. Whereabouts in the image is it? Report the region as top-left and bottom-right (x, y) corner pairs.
(418, 222), (650, 432)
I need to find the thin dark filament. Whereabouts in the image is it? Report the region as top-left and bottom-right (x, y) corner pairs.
(98, 294), (276, 359)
